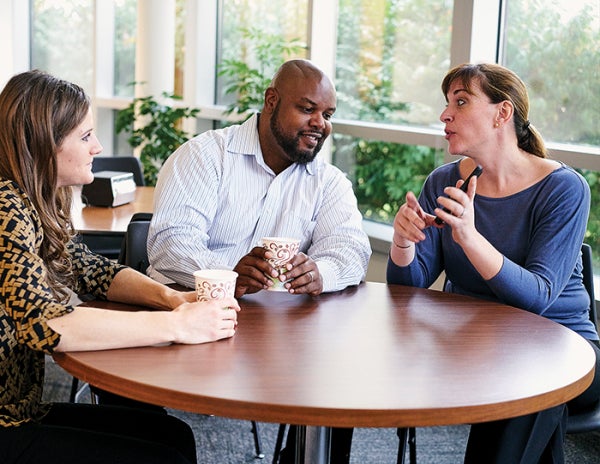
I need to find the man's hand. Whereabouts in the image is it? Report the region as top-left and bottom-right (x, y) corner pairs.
(233, 248), (323, 297)
(233, 246), (278, 297)
(280, 252), (323, 296)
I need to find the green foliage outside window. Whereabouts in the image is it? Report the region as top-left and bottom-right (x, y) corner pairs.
(217, 26), (445, 225)
(217, 27), (305, 117)
(333, 0), (445, 224)
(113, 0), (136, 97)
(31, 0), (93, 90)
(503, 0), (600, 258)
(334, 136), (444, 223)
(217, 2), (599, 263)
(504, 0), (599, 146)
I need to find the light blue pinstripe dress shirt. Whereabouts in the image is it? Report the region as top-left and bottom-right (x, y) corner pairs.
(147, 113), (371, 291)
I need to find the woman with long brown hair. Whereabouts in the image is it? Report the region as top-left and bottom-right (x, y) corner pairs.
(0, 70), (240, 463)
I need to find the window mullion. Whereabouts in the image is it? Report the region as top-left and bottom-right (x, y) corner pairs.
(450, 0), (501, 67)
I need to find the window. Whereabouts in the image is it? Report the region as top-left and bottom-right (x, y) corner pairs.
(216, 0), (309, 110)
(31, 0), (94, 89)
(502, 0), (599, 147)
(335, 0), (452, 127)
(333, 0), (453, 225)
(114, 0), (137, 97)
(17, 0), (599, 267)
(502, 0), (600, 263)
(334, 134), (445, 223)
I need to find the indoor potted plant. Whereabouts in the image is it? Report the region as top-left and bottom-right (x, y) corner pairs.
(115, 90), (200, 186)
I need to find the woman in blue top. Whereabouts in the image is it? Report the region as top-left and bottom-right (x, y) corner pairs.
(387, 63), (599, 464)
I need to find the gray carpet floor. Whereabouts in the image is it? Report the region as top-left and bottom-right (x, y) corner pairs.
(43, 356), (599, 463)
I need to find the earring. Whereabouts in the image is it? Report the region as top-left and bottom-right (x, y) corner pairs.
(494, 122), (500, 128)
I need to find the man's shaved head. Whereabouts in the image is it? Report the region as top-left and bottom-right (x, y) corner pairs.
(270, 59), (334, 92)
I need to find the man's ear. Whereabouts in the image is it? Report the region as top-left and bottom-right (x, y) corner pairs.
(263, 87), (279, 113)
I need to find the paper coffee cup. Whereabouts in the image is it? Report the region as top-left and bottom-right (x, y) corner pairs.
(193, 269), (238, 301)
(261, 237), (300, 291)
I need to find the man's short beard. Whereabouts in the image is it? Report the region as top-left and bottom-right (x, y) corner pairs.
(270, 102), (323, 164)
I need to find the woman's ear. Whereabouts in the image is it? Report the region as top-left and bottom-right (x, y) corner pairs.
(496, 100), (514, 126)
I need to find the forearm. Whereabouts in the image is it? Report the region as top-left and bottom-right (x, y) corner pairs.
(48, 295), (240, 351)
(149, 147), (223, 287)
(48, 306), (175, 351)
(459, 232), (504, 281)
(311, 236), (371, 292)
(310, 191), (371, 291)
(107, 268), (191, 310)
(387, 252), (428, 287)
(147, 222), (223, 289)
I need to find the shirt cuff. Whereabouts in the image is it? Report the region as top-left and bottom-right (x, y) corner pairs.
(316, 260), (337, 293)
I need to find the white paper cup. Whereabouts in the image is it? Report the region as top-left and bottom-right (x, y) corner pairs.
(261, 237), (300, 292)
(193, 269), (238, 302)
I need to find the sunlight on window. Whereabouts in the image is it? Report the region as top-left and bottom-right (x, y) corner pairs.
(31, 0), (93, 89)
(335, 0), (453, 127)
(503, 0), (599, 147)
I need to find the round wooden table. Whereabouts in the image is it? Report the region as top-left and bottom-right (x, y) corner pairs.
(53, 282), (595, 463)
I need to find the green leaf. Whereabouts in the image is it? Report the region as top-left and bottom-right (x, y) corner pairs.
(115, 84), (200, 186)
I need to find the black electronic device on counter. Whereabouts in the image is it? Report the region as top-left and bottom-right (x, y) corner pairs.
(81, 170), (136, 207)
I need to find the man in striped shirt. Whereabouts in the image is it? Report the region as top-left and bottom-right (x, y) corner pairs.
(147, 59), (371, 300)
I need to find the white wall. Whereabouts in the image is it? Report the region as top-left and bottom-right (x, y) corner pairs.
(0, 0), (29, 89)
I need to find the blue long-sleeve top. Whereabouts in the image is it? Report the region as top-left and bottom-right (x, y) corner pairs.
(387, 160), (598, 341)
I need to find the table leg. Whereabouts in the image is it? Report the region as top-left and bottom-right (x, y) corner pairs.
(294, 425), (331, 464)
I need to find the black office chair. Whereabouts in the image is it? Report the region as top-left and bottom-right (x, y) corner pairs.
(92, 155), (145, 186)
(272, 424), (287, 464)
(566, 242), (600, 434)
(117, 212), (153, 272)
(394, 243), (599, 464)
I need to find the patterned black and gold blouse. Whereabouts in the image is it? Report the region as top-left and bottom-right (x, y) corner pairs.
(0, 179), (126, 427)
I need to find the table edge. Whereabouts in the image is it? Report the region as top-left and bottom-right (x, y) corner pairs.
(52, 351), (595, 428)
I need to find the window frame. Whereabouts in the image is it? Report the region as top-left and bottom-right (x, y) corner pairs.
(33, 0), (594, 172)
(2, 0), (598, 245)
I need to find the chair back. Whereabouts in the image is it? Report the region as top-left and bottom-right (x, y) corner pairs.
(581, 243), (597, 328)
(118, 212), (152, 273)
(566, 242), (600, 435)
(92, 155), (145, 186)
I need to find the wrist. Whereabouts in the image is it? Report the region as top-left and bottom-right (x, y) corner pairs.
(392, 239), (413, 249)
(162, 286), (189, 310)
